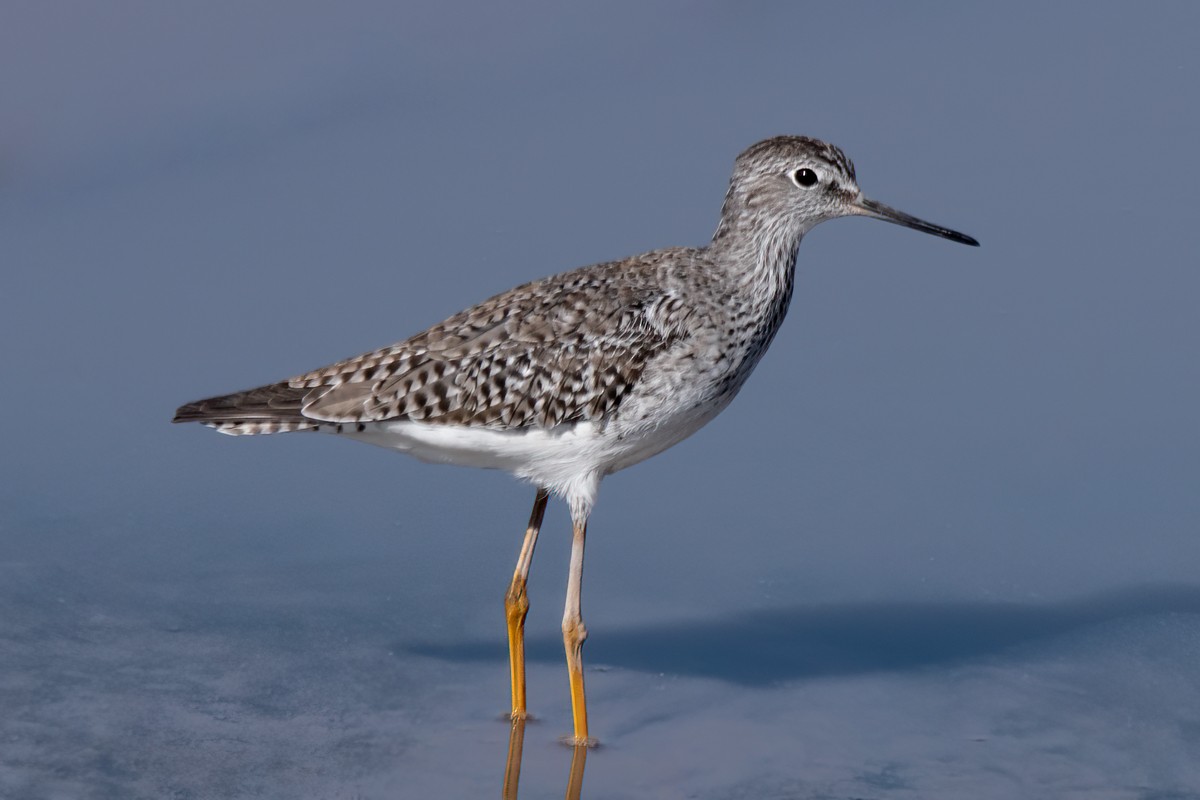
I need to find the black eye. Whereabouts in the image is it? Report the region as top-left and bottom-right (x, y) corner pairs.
(792, 168), (819, 188)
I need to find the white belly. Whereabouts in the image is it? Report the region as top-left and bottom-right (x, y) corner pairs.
(342, 397), (727, 511)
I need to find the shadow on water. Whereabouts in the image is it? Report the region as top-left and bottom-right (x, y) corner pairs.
(409, 585), (1200, 685)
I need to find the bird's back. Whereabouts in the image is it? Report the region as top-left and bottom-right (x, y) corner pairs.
(174, 246), (731, 440)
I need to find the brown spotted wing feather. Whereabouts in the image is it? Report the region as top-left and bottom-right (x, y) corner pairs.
(175, 252), (697, 433)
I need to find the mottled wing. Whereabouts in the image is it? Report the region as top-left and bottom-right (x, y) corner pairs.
(291, 256), (694, 429)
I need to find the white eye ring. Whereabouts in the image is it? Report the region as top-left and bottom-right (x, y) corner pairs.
(791, 168), (819, 188)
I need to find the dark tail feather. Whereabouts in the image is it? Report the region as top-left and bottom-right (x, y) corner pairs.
(173, 381), (319, 434)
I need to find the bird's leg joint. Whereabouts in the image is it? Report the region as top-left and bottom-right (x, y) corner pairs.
(562, 617), (588, 649)
(506, 579), (530, 625)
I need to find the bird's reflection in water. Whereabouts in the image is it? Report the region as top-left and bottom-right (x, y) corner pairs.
(564, 739), (587, 799)
(501, 718), (526, 798)
(502, 717), (588, 800)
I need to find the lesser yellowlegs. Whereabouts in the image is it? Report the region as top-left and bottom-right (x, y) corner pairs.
(174, 135), (979, 746)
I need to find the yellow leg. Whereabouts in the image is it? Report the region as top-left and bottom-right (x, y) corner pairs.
(562, 516), (596, 746)
(506, 488), (548, 720)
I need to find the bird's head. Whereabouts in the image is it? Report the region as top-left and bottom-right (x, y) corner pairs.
(715, 135), (979, 247)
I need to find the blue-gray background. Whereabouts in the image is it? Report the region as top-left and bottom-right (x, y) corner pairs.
(3, 3), (1198, 798)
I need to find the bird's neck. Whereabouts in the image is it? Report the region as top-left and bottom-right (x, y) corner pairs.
(709, 211), (803, 305)
(704, 213), (803, 382)
(691, 209), (801, 391)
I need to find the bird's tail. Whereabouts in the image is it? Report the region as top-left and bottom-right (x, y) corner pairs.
(173, 381), (322, 435)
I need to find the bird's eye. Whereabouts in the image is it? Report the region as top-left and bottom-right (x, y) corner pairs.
(792, 168), (819, 188)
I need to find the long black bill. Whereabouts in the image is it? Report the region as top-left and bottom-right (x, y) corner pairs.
(855, 197), (979, 247)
